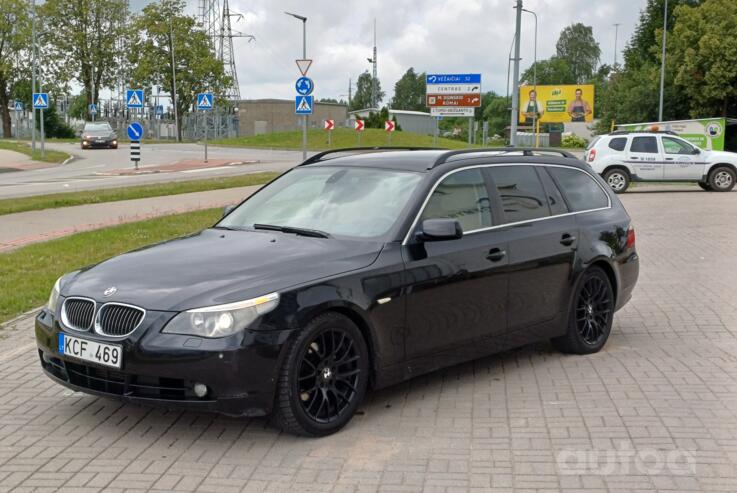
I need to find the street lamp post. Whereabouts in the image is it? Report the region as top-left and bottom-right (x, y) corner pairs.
(169, 13), (180, 142)
(510, 0), (523, 147)
(285, 12), (308, 160)
(522, 8), (538, 146)
(31, 0), (37, 152)
(658, 0), (668, 122)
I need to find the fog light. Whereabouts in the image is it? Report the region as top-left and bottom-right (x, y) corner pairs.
(193, 383), (208, 398)
(42, 352), (52, 364)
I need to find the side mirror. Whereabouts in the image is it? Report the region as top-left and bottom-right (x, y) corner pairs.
(222, 204), (236, 218)
(692, 147), (701, 155)
(417, 218), (463, 242)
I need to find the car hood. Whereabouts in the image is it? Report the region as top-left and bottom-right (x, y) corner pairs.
(62, 228), (384, 311)
(704, 149), (737, 163)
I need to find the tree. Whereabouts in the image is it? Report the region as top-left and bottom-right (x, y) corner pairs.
(391, 68), (426, 111)
(0, 0), (30, 138)
(41, 0), (128, 121)
(130, 0), (228, 141)
(481, 92), (510, 137)
(555, 23), (601, 83)
(670, 0), (737, 117)
(520, 57), (576, 85)
(350, 71), (384, 111)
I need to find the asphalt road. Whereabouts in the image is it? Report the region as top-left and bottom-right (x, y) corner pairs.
(0, 142), (304, 200)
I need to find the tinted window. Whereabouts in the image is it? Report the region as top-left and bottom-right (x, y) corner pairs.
(538, 168), (569, 215)
(488, 166), (549, 223)
(662, 137), (694, 154)
(549, 167), (609, 212)
(421, 169), (492, 232)
(630, 136), (658, 153)
(608, 137), (627, 151)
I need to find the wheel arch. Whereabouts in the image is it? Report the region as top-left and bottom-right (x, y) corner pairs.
(708, 162), (737, 177)
(586, 258), (619, 306)
(602, 164), (632, 179)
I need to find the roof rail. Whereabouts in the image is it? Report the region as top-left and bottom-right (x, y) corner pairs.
(610, 130), (678, 135)
(429, 147), (577, 169)
(298, 146), (444, 166)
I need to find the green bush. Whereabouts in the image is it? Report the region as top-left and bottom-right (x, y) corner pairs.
(36, 104), (76, 139)
(561, 134), (588, 148)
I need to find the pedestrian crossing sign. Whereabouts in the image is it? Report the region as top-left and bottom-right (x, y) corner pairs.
(126, 89), (144, 109)
(32, 93), (49, 109)
(14, 101), (23, 111)
(197, 93), (214, 110)
(295, 95), (313, 115)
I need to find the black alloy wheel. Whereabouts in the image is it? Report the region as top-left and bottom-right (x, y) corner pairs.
(274, 312), (369, 436)
(552, 266), (614, 354)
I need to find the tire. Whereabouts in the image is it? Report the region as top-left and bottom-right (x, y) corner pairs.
(551, 266), (615, 355)
(273, 312), (369, 437)
(697, 181), (712, 191)
(708, 166), (736, 192)
(603, 168), (630, 193)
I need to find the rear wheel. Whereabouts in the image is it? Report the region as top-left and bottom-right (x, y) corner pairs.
(273, 312), (369, 436)
(603, 168), (630, 193)
(551, 266), (614, 354)
(697, 181), (712, 191)
(708, 166), (736, 192)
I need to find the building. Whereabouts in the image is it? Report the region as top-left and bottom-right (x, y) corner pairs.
(349, 108), (436, 135)
(235, 99), (348, 137)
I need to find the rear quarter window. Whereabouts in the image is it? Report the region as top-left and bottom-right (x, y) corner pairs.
(608, 137), (627, 151)
(548, 167), (609, 212)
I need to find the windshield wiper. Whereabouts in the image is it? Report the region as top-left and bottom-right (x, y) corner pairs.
(212, 225), (246, 231)
(253, 223), (331, 238)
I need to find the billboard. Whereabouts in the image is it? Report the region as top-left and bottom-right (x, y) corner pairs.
(616, 118), (727, 151)
(518, 84), (595, 124)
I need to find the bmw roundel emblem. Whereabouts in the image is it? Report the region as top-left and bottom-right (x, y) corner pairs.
(103, 286), (118, 297)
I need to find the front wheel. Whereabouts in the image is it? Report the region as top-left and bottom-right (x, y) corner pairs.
(551, 266), (615, 354)
(603, 168), (630, 193)
(708, 166), (736, 192)
(273, 312), (369, 436)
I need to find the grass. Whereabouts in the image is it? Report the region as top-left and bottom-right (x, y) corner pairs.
(210, 128), (487, 150)
(0, 208), (221, 325)
(0, 172), (278, 216)
(0, 140), (71, 164)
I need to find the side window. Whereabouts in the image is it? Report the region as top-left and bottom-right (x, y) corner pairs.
(487, 166), (549, 223)
(630, 136), (658, 153)
(538, 167), (568, 215)
(548, 167), (609, 212)
(662, 137), (694, 154)
(420, 169), (492, 232)
(608, 137), (627, 151)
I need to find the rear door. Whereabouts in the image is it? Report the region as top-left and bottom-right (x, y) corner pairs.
(662, 136), (705, 180)
(626, 136), (664, 180)
(486, 165), (578, 333)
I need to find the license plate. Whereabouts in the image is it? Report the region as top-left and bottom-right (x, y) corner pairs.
(58, 333), (122, 369)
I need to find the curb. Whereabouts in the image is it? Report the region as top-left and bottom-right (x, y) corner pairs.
(61, 154), (76, 166)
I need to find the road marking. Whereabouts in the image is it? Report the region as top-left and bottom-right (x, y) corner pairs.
(181, 166), (232, 173)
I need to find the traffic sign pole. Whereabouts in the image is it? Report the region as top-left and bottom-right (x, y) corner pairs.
(197, 93), (214, 164)
(204, 112), (208, 164)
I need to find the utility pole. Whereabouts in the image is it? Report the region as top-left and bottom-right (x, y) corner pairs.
(348, 78), (352, 108)
(286, 12), (308, 160)
(658, 0), (668, 121)
(372, 19), (377, 108)
(510, 0), (523, 146)
(169, 13), (180, 142)
(31, 0), (37, 152)
(613, 23), (621, 68)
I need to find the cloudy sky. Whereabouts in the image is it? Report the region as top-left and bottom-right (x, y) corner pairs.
(132, 0), (649, 102)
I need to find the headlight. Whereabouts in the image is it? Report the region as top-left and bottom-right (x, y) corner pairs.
(162, 293), (279, 338)
(47, 277), (62, 312)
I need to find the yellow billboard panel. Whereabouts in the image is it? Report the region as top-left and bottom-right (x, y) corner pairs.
(519, 84), (594, 124)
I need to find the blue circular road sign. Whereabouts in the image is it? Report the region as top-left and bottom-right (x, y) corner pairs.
(127, 122), (144, 141)
(295, 76), (314, 96)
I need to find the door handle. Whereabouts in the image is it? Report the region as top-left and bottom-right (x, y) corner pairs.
(560, 234), (576, 247)
(630, 156), (639, 160)
(665, 157), (674, 161)
(486, 248), (506, 262)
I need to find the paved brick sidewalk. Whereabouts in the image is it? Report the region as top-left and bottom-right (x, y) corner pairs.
(0, 185), (260, 252)
(1, 184), (737, 492)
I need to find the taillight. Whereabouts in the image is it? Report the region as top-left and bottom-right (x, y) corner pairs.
(588, 149), (597, 162)
(626, 227), (636, 250)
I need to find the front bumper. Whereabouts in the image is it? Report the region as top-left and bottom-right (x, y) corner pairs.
(81, 139), (117, 148)
(35, 307), (294, 417)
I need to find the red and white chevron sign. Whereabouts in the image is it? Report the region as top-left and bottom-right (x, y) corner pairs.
(324, 119), (334, 130)
(354, 119), (365, 131)
(384, 120), (395, 132)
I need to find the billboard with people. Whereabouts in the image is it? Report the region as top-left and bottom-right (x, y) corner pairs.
(519, 84), (595, 124)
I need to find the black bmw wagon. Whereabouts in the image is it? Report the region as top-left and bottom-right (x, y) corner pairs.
(36, 147), (639, 436)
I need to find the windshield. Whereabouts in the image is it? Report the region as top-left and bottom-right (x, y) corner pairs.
(218, 166), (424, 239)
(84, 123), (112, 133)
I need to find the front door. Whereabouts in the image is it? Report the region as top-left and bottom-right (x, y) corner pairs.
(626, 136), (664, 180)
(403, 168), (508, 360)
(662, 136), (706, 180)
